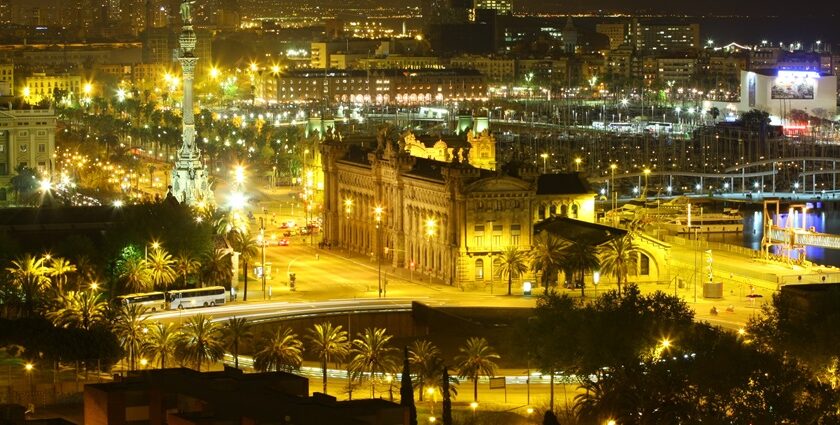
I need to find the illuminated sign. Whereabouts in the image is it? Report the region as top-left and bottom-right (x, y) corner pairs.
(771, 70), (818, 100)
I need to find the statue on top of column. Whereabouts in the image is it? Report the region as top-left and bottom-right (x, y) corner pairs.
(180, 0), (194, 24)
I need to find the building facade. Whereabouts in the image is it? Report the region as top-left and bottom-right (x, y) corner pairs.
(321, 134), (595, 287)
(268, 68), (487, 104)
(23, 72), (82, 103)
(0, 106), (56, 187)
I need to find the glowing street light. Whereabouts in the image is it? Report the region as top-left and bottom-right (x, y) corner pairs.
(574, 157), (582, 172)
(540, 153), (548, 173)
(83, 83), (93, 96)
(234, 165), (246, 186)
(470, 402), (478, 417)
(39, 178), (52, 192)
(116, 88), (127, 102)
(229, 191), (247, 210)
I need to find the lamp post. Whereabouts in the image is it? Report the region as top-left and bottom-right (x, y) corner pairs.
(609, 164), (617, 211)
(574, 157), (582, 172)
(642, 168), (651, 200)
(375, 206), (383, 298)
(259, 217), (267, 299)
(540, 153), (548, 173)
(24, 363), (33, 398)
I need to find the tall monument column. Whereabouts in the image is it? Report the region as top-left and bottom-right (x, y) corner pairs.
(170, 0), (214, 206)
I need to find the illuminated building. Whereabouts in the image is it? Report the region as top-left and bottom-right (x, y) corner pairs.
(269, 69), (486, 104)
(0, 63), (13, 96)
(0, 105), (56, 194)
(450, 55), (515, 82)
(736, 69), (837, 122)
(473, 0), (512, 16)
(321, 131), (596, 286)
(630, 20), (700, 53)
(596, 23), (628, 50)
(22, 72), (83, 103)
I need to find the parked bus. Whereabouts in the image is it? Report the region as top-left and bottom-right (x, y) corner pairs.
(117, 291), (167, 312)
(167, 286), (227, 310)
(645, 121), (673, 133)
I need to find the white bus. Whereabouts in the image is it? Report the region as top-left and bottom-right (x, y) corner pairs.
(167, 286), (227, 310)
(117, 292), (167, 312)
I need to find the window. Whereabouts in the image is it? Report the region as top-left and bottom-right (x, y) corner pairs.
(475, 259), (484, 280)
(37, 144), (45, 153)
(492, 224), (503, 246)
(511, 224), (521, 246)
(639, 253), (650, 276)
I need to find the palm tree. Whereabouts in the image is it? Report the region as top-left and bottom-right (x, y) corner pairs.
(349, 328), (399, 398)
(223, 316), (253, 369)
(529, 231), (569, 290)
(253, 326), (304, 372)
(6, 254), (51, 316)
(230, 231), (258, 301)
(48, 290), (106, 330)
(599, 235), (637, 296)
(119, 256), (152, 294)
(176, 314), (225, 371)
(147, 248), (177, 290)
(408, 339), (441, 401)
(200, 249), (232, 288)
(563, 239), (601, 298)
(47, 257), (76, 295)
(174, 252), (201, 288)
(143, 322), (179, 369)
(454, 337), (500, 402)
(495, 246), (529, 296)
(307, 322), (350, 394)
(113, 303), (149, 370)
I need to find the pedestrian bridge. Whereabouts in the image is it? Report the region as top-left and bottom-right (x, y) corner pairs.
(767, 227), (840, 250)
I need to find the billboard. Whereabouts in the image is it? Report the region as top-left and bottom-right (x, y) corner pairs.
(771, 70), (818, 100)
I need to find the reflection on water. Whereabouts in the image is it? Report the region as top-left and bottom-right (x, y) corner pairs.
(705, 211), (840, 267)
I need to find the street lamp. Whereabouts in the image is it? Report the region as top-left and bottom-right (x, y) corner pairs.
(259, 218), (267, 299)
(145, 241), (160, 261)
(642, 168), (651, 199)
(24, 363), (33, 397)
(470, 402), (478, 417)
(574, 157), (582, 172)
(540, 153), (548, 173)
(374, 206), (384, 298)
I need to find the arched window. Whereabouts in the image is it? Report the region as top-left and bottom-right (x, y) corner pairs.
(549, 204), (557, 216)
(560, 204), (568, 216)
(475, 259), (484, 280)
(538, 204), (546, 218)
(639, 253), (650, 276)
(571, 204), (579, 218)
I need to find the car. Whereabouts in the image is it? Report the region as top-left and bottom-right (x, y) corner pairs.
(279, 238), (290, 246)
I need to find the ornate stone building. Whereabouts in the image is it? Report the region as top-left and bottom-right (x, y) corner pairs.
(402, 129), (496, 170)
(321, 133), (596, 286)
